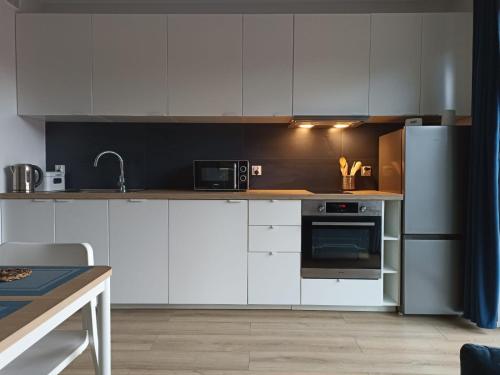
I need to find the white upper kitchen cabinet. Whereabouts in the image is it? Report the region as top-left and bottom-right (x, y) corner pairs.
(169, 200), (248, 304)
(1, 200), (54, 243)
(92, 15), (168, 116)
(420, 13), (473, 116)
(369, 14), (422, 116)
(109, 200), (169, 304)
(54, 200), (109, 266)
(16, 14), (92, 115)
(167, 15), (243, 116)
(293, 14), (370, 116)
(243, 15), (293, 116)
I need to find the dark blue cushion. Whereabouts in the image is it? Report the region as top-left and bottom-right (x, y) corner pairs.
(461, 344), (500, 375)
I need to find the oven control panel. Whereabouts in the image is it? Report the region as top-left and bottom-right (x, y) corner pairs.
(302, 200), (383, 216)
(325, 202), (358, 213)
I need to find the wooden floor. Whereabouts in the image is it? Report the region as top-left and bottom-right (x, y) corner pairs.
(60, 309), (500, 375)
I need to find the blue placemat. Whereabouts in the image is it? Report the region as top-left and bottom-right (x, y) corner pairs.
(0, 301), (31, 319)
(0, 267), (90, 296)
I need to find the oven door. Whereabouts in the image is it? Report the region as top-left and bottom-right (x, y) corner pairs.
(301, 216), (382, 279)
(194, 161), (238, 190)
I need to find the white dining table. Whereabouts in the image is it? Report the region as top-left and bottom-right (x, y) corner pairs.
(0, 266), (112, 374)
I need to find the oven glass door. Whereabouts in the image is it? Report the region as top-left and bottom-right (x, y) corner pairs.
(194, 161), (237, 190)
(301, 216), (382, 279)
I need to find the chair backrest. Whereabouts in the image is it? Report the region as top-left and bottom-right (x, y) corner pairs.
(0, 242), (94, 266)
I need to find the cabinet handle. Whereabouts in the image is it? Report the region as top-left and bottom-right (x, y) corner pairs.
(269, 225), (274, 230)
(32, 199), (51, 203)
(128, 199), (147, 203)
(55, 199), (74, 203)
(268, 251), (276, 256)
(269, 199), (277, 203)
(226, 200), (242, 203)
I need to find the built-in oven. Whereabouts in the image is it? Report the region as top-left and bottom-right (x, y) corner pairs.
(301, 200), (382, 280)
(193, 160), (249, 191)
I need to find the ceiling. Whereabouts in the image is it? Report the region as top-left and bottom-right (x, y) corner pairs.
(13, 0), (471, 13)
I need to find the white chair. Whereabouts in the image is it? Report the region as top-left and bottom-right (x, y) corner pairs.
(0, 242), (100, 375)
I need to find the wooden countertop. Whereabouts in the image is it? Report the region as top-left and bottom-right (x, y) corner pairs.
(0, 189), (403, 201)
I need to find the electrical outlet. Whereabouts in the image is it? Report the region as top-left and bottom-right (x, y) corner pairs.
(361, 165), (372, 177)
(55, 164), (66, 173)
(252, 165), (262, 176)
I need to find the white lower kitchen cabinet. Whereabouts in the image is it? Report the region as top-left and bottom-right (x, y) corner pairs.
(301, 279), (382, 306)
(169, 200), (248, 304)
(109, 200), (169, 304)
(249, 200), (301, 226)
(54, 200), (109, 266)
(248, 252), (300, 305)
(1, 200), (55, 243)
(249, 225), (301, 253)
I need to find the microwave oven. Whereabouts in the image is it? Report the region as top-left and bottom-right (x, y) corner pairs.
(193, 160), (249, 191)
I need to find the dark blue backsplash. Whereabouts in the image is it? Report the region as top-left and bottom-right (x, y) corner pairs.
(45, 122), (401, 191)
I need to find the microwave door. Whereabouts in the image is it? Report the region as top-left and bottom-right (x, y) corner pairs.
(196, 164), (235, 190)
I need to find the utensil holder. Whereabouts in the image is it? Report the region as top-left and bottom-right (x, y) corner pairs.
(342, 176), (355, 191)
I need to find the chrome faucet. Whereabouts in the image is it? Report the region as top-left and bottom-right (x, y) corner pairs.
(93, 151), (127, 193)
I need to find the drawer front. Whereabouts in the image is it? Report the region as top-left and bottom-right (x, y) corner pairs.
(249, 200), (301, 225)
(248, 252), (300, 305)
(249, 225), (301, 253)
(301, 278), (382, 306)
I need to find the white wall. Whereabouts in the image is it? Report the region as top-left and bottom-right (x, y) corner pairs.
(0, 1), (45, 193)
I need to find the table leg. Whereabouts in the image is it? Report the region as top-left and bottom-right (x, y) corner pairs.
(98, 279), (111, 375)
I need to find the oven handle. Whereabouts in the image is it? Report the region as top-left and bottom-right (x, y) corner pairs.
(311, 222), (376, 227)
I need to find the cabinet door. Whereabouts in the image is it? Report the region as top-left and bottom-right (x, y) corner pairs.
(248, 252), (300, 305)
(168, 15), (242, 116)
(16, 14), (92, 115)
(54, 200), (109, 266)
(369, 14), (422, 115)
(92, 15), (168, 116)
(169, 200), (248, 304)
(243, 15), (293, 116)
(420, 13), (473, 116)
(293, 14), (370, 115)
(249, 226), (301, 253)
(109, 200), (169, 304)
(1, 200), (54, 243)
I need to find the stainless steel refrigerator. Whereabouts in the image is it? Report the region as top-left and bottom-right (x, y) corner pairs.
(379, 126), (469, 314)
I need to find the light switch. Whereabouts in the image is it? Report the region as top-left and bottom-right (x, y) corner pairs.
(361, 166), (372, 177)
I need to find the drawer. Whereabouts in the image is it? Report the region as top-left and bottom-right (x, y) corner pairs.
(301, 278), (382, 306)
(249, 225), (301, 253)
(248, 252), (300, 305)
(249, 200), (301, 225)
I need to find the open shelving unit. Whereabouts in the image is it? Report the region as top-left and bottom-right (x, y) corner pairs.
(381, 200), (402, 307)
